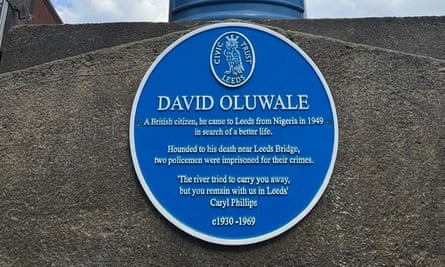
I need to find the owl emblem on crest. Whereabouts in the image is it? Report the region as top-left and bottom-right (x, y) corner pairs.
(223, 34), (245, 76)
(211, 31), (255, 88)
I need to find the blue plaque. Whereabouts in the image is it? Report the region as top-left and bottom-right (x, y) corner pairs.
(130, 22), (338, 245)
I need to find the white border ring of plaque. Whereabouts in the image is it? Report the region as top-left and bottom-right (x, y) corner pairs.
(130, 22), (338, 246)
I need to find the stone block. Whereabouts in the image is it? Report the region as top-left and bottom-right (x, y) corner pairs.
(0, 25), (444, 265)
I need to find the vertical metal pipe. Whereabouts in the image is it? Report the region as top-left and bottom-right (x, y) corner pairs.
(0, 0), (9, 63)
(0, 0), (10, 49)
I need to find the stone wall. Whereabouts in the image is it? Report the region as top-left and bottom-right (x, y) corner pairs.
(0, 21), (444, 265)
(1, 17), (444, 74)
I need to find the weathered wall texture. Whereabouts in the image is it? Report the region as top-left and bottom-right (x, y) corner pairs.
(0, 21), (444, 265)
(1, 17), (444, 74)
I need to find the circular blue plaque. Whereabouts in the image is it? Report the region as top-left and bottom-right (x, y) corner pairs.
(130, 22), (338, 245)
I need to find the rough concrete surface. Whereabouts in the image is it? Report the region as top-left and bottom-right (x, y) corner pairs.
(0, 23), (444, 265)
(264, 16), (445, 60)
(1, 17), (444, 74)
(0, 22), (194, 74)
